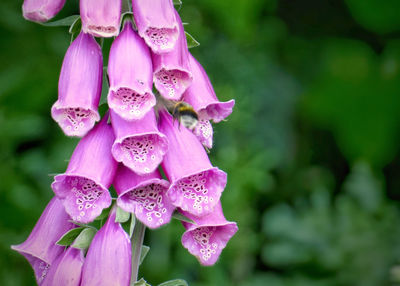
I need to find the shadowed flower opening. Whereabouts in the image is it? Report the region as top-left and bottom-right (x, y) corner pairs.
(193, 119), (213, 149)
(108, 87), (155, 120)
(88, 25), (117, 36)
(51, 107), (99, 137)
(145, 27), (178, 52)
(155, 69), (192, 100)
(52, 175), (111, 223)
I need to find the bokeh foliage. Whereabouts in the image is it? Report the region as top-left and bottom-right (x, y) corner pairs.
(2, 0), (400, 285)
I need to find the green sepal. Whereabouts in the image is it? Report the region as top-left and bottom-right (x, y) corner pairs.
(185, 32), (200, 49)
(71, 227), (97, 250)
(116, 206), (131, 223)
(157, 279), (188, 286)
(56, 227), (84, 246)
(129, 214), (136, 238)
(94, 205), (112, 221)
(173, 0), (182, 6)
(99, 66), (109, 106)
(38, 15), (80, 27)
(120, 12), (136, 30)
(69, 17), (82, 42)
(172, 210), (195, 224)
(134, 278), (151, 286)
(139, 245), (150, 265)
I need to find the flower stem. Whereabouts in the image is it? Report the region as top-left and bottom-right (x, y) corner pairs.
(130, 220), (146, 285)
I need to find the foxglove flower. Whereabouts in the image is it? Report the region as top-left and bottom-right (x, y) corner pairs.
(51, 32), (102, 137)
(193, 119), (213, 149)
(41, 247), (84, 286)
(80, 0), (121, 37)
(110, 110), (168, 175)
(159, 110), (226, 216)
(181, 202), (238, 266)
(80, 206), (131, 286)
(22, 0), (66, 22)
(132, 0), (179, 53)
(11, 197), (76, 284)
(108, 21), (156, 121)
(52, 115), (117, 223)
(152, 11), (192, 100)
(183, 54), (235, 123)
(114, 165), (175, 229)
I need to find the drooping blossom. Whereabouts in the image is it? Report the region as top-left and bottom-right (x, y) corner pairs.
(114, 165), (175, 229)
(193, 119), (213, 149)
(152, 11), (192, 100)
(183, 54), (235, 123)
(108, 21), (156, 121)
(80, 0), (121, 37)
(52, 115), (117, 223)
(22, 0), (66, 22)
(41, 247), (84, 286)
(180, 202), (238, 266)
(132, 0), (179, 53)
(158, 110), (226, 216)
(80, 206), (131, 286)
(51, 31), (102, 137)
(11, 197), (76, 284)
(110, 110), (168, 175)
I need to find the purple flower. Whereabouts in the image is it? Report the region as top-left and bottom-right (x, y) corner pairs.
(114, 165), (175, 229)
(108, 21), (156, 121)
(183, 54), (235, 123)
(41, 247), (84, 286)
(180, 202), (238, 266)
(11, 197), (76, 284)
(110, 110), (168, 175)
(51, 32), (102, 137)
(132, 0), (179, 54)
(80, 0), (121, 37)
(152, 11), (192, 100)
(80, 206), (131, 286)
(22, 0), (66, 22)
(158, 110), (226, 216)
(51, 115), (117, 223)
(193, 119), (213, 149)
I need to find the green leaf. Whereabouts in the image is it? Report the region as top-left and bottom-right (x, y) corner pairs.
(185, 32), (200, 49)
(116, 206), (130, 223)
(38, 15), (80, 27)
(134, 278), (151, 286)
(71, 228), (97, 250)
(158, 279), (188, 286)
(129, 214), (136, 238)
(172, 211), (195, 224)
(56, 227), (84, 246)
(139, 245), (150, 265)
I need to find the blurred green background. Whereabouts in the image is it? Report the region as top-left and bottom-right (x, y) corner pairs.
(2, 0), (400, 285)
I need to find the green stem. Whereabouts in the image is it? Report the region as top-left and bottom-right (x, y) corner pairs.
(130, 220), (146, 285)
(122, 0), (131, 13)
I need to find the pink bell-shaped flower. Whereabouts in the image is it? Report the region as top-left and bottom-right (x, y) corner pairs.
(22, 0), (66, 22)
(107, 21), (156, 121)
(158, 110), (226, 217)
(152, 11), (192, 100)
(110, 110), (168, 175)
(114, 165), (175, 229)
(80, 0), (122, 37)
(180, 202), (238, 266)
(11, 197), (76, 284)
(132, 0), (179, 53)
(52, 115), (117, 223)
(51, 31), (102, 137)
(80, 206), (131, 286)
(193, 119), (213, 149)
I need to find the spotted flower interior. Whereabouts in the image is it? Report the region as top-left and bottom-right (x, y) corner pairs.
(193, 120), (213, 149)
(108, 87), (155, 120)
(52, 107), (99, 137)
(155, 69), (192, 100)
(145, 27), (178, 53)
(88, 25), (118, 37)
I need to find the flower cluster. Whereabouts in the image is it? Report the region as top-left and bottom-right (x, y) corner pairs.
(14, 0), (238, 284)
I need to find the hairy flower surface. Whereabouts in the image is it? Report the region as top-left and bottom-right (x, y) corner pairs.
(52, 116), (117, 223)
(80, 0), (121, 37)
(41, 247), (84, 286)
(132, 0), (178, 53)
(159, 111), (226, 216)
(51, 32), (102, 137)
(110, 110), (168, 175)
(193, 119), (213, 149)
(108, 21), (156, 121)
(183, 54), (235, 123)
(22, 0), (66, 22)
(11, 198), (76, 284)
(180, 203), (238, 266)
(152, 11), (192, 100)
(80, 207), (131, 286)
(114, 165), (174, 229)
